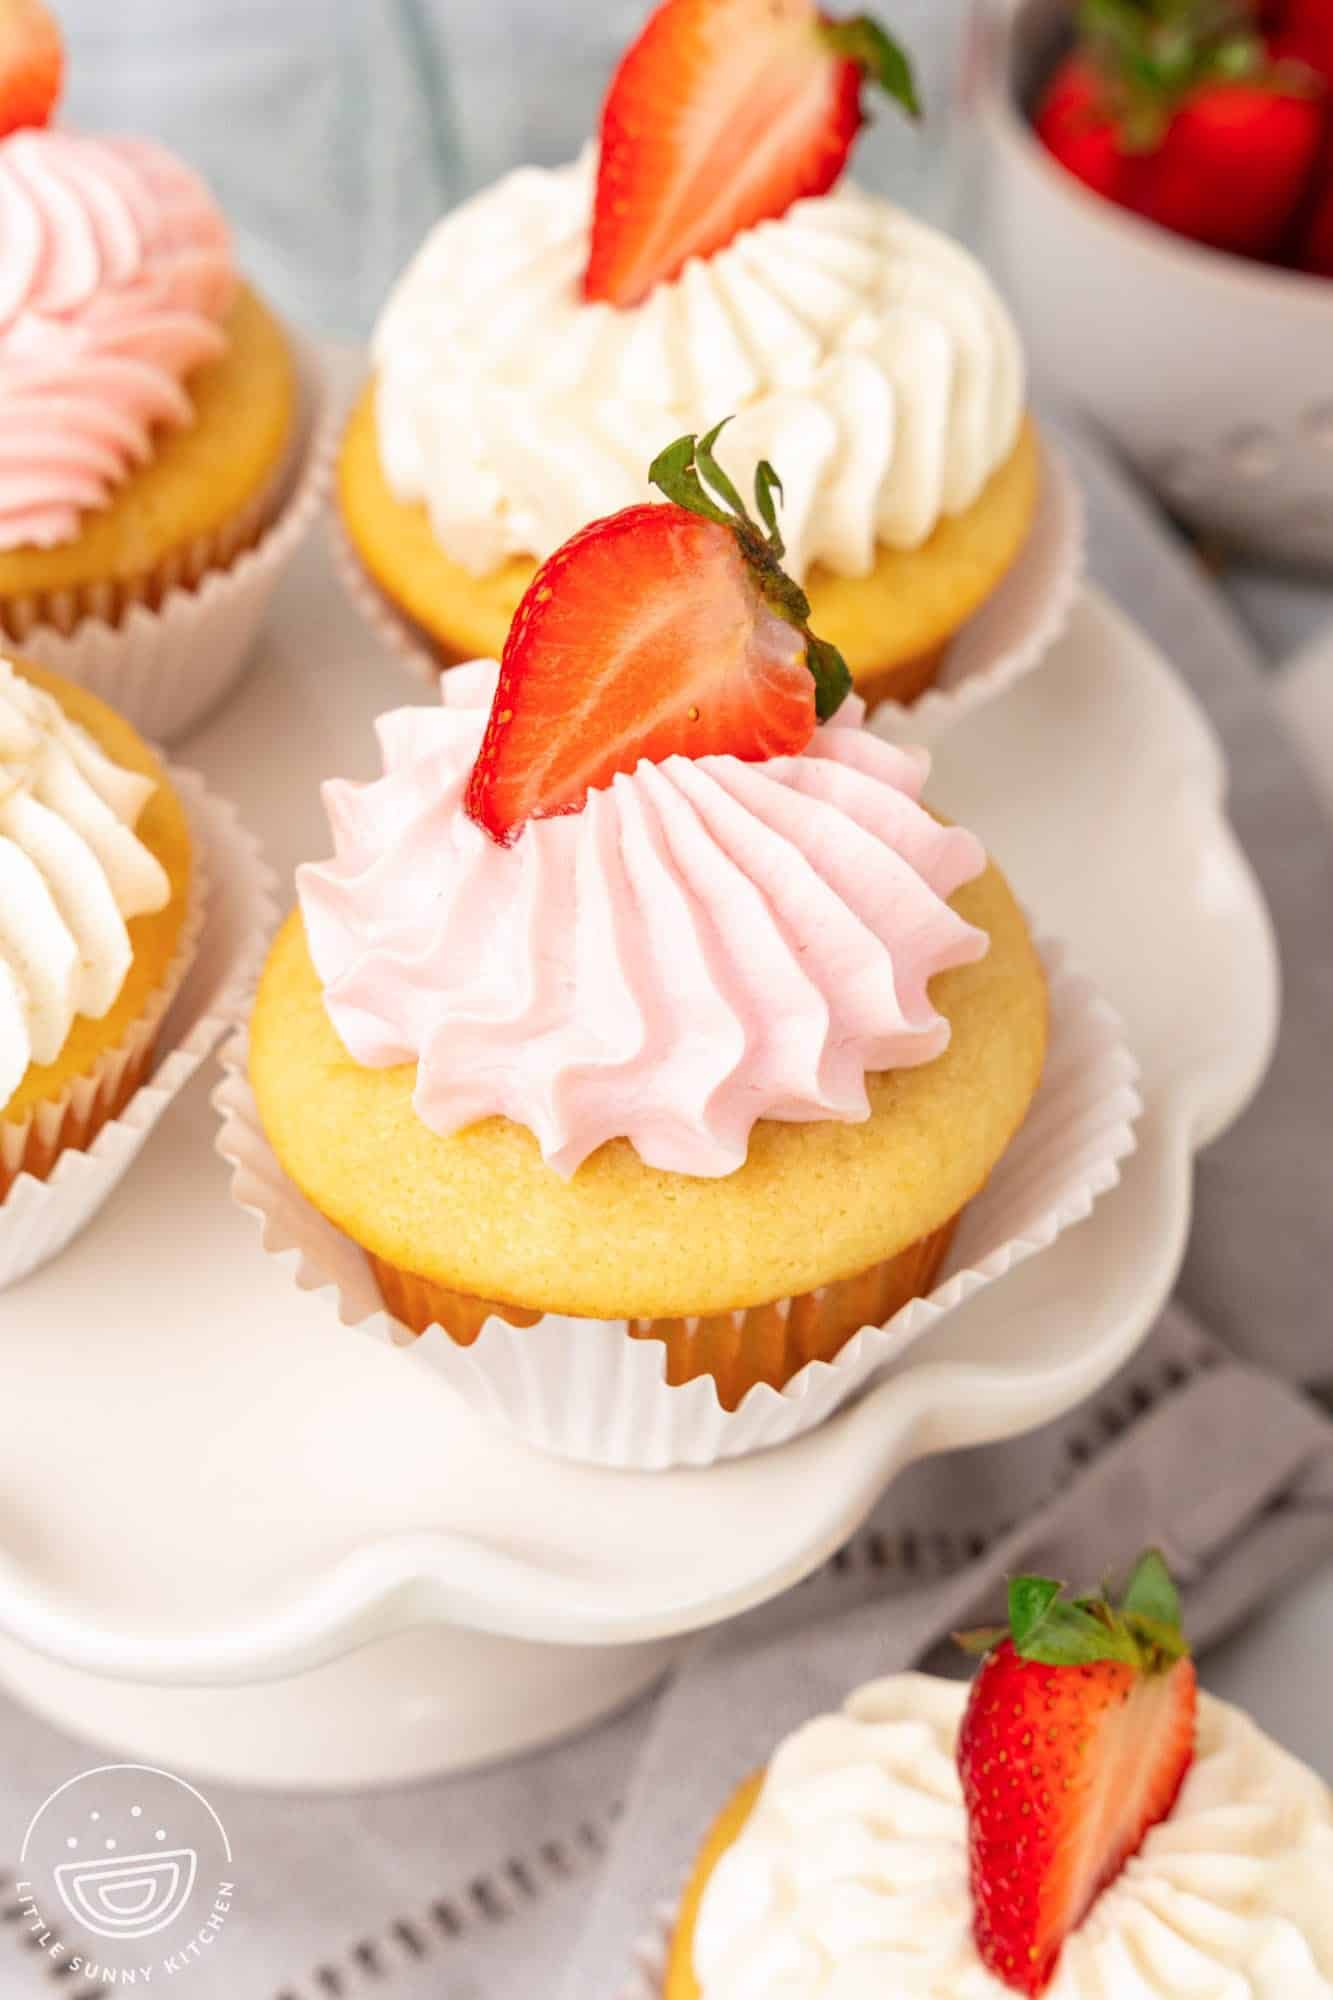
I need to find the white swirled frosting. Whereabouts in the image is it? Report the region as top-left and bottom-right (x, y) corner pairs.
(693, 1673), (1333, 1999)
(371, 152), (1025, 584)
(297, 662), (989, 1180)
(0, 660), (170, 1110)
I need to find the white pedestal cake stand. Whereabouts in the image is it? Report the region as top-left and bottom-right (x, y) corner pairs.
(0, 563), (1277, 1789)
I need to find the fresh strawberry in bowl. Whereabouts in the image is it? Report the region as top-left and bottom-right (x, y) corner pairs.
(1033, 0), (1325, 261)
(957, 1549), (1198, 1995)
(976, 0), (1333, 570)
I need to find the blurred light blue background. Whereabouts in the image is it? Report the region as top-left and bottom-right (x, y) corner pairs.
(56, 0), (972, 338)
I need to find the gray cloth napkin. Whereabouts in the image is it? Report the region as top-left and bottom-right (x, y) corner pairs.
(565, 1310), (1333, 2000)
(1058, 423), (1333, 1395)
(2, 412), (1331, 2000)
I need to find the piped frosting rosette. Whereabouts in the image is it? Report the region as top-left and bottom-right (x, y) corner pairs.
(0, 657), (275, 1288)
(300, 665), (988, 1179)
(0, 131), (234, 552)
(221, 659), (1139, 1468)
(0, 129), (332, 742)
(372, 156), (1024, 586)
(0, 657), (172, 1113)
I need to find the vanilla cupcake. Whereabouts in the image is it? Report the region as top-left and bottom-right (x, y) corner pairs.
(0, 654), (195, 1204)
(0, 130), (293, 640)
(255, 429), (1048, 1432)
(668, 1556), (1333, 1998)
(0, 4), (310, 741)
(338, 0), (1044, 714)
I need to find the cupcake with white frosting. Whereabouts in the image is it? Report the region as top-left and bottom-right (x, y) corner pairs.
(0, 653), (197, 1209)
(338, 0), (1047, 715)
(667, 1553), (1333, 1998)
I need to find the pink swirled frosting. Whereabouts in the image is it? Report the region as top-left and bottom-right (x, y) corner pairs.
(298, 663), (991, 1179)
(0, 129), (236, 550)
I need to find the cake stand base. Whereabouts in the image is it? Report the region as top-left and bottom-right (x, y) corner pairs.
(0, 1626), (685, 1791)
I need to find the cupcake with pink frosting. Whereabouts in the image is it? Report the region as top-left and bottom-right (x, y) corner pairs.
(0, 2), (314, 739)
(248, 426), (1050, 1433)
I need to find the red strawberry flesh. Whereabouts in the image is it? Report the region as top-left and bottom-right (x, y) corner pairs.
(584, 0), (916, 309)
(465, 503), (817, 844)
(960, 1643), (1197, 1994)
(1034, 54), (1134, 202)
(956, 1553), (1198, 1996)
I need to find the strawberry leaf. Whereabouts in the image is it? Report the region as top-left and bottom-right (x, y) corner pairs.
(754, 460), (785, 553)
(1009, 1575), (1065, 1649)
(695, 418), (751, 524)
(806, 634), (853, 721)
(1007, 1574), (1138, 1667)
(1120, 1548), (1181, 1630)
(953, 1624), (1010, 1658)
(967, 1550), (1190, 1672)
(821, 14), (921, 119)
(648, 423), (851, 723)
(1073, 0), (1284, 143)
(648, 434), (734, 528)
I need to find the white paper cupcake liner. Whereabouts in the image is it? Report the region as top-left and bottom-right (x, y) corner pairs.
(0, 770), (276, 1290)
(875, 441), (1086, 745)
(213, 938), (1140, 1470)
(331, 436), (1084, 749)
(6, 336), (336, 746)
(330, 509), (443, 689)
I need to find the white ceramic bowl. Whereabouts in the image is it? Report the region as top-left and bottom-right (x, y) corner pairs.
(973, 0), (1333, 571)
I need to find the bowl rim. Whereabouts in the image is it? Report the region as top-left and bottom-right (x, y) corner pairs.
(973, 0), (1333, 322)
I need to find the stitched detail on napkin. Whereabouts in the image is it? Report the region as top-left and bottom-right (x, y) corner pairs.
(0, 1871), (104, 2000)
(267, 1808), (623, 2000)
(1062, 1335), (1220, 1466)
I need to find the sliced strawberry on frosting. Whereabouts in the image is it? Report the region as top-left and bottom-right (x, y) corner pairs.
(464, 423), (852, 845)
(0, 0), (62, 137)
(957, 1550), (1199, 1996)
(583, 0), (919, 309)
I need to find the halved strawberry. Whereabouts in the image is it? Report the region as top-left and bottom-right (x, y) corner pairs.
(0, 0), (62, 138)
(465, 423), (851, 845)
(957, 1551), (1198, 1997)
(583, 0), (918, 310)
